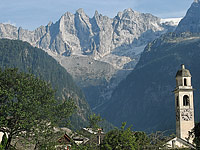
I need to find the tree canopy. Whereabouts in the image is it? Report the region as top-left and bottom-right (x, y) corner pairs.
(88, 113), (103, 130)
(101, 122), (138, 150)
(0, 68), (76, 149)
(193, 122), (200, 149)
(0, 39), (91, 130)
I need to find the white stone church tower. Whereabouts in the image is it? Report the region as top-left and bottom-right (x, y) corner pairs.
(174, 64), (194, 143)
(165, 64), (195, 149)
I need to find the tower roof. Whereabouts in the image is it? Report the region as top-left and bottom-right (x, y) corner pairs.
(176, 64), (191, 77)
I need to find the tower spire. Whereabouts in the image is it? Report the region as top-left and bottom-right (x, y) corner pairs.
(181, 64), (185, 69)
(174, 65), (194, 143)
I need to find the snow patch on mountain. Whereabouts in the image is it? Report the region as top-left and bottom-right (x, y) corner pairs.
(161, 18), (182, 26)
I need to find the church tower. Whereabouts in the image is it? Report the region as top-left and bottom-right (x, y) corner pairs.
(174, 64), (194, 143)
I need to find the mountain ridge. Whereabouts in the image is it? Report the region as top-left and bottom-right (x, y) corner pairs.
(0, 8), (178, 68)
(101, 0), (200, 131)
(0, 38), (91, 129)
(175, 0), (200, 33)
(102, 32), (200, 131)
(0, 8), (180, 111)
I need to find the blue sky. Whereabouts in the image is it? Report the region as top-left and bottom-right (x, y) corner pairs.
(0, 0), (194, 30)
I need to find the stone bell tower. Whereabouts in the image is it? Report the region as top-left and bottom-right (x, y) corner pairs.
(174, 64), (194, 143)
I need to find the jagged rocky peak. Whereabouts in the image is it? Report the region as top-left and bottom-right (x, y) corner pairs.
(47, 21), (53, 26)
(115, 8), (143, 20)
(75, 8), (90, 26)
(76, 8), (88, 17)
(175, 0), (200, 33)
(93, 10), (109, 22)
(116, 11), (123, 19)
(0, 8), (179, 67)
(58, 11), (77, 36)
(75, 8), (91, 29)
(94, 10), (100, 17)
(121, 8), (140, 18)
(119, 8), (160, 24)
(92, 10), (112, 26)
(62, 11), (74, 20)
(113, 8), (163, 42)
(93, 10), (102, 21)
(123, 8), (134, 13)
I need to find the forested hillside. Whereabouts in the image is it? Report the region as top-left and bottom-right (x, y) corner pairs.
(0, 38), (91, 129)
(102, 33), (200, 132)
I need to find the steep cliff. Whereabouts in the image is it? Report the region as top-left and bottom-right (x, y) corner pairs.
(176, 0), (200, 33)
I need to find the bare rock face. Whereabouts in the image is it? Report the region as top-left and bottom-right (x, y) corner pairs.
(113, 9), (162, 48)
(0, 24), (18, 39)
(176, 0), (200, 33)
(0, 9), (177, 69)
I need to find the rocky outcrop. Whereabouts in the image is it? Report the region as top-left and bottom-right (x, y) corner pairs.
(175, 0), (200, 33)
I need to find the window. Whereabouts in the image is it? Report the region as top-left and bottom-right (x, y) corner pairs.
(172, 140), (175, 149)
(176, 96), (179, 107)
(184, 78), (187, 86)
(183, 95), (189, 106)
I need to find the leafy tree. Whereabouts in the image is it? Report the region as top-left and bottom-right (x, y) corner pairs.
(88, 113), (103, 130)
(0, 68), (76, 149)
(148, 131), (173, 149)
(101, 122), (138, 150)
(134, 131), (150, 150)
(0, 38), (91, 130)
(193, 122), (200, 149)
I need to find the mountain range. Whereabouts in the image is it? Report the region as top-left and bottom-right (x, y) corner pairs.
(0, 9), (180, 110)
(101, 0), (200, 132)
(175, 0), (200, 33)
(2, 0), (200, 132)
(0, 8), (179, 62)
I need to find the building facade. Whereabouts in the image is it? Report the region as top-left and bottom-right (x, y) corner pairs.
(166, 64), (195, 149)
(174, 64), (195, 143)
